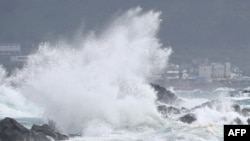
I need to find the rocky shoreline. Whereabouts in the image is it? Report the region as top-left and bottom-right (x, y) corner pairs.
(1, 84), (250, 141)
(151, 84), (250, 125)
(160, 80), (250, 91)
(0, 117), (68, 141)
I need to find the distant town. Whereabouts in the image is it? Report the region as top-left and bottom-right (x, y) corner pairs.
(1, 43), (250, 89)
(158, 58), (250, 89)
(0, 43), (37, 72)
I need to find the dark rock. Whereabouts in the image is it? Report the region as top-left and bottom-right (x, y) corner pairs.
(0, 117), (68, 141)
(166, 106), (181, 115)
(241, 108), (250, 117)
(242, 90), (250, 94)
(31, 124), (56, 139)
(151, 84), (178, 104)
(180, 107), (190, 113)
(247, 118), (250, 125)
(157, 105), (181, 116)
(191, 100), (221, 111)
(157, 105), (167, 115)
(0, 117), (49, 141)
(30, 132), (49, 141)
(0, 117), (30, 141)
(230, 105), (250, 117)
(31, 124), (68, 140)
(48, 119), (58, 132)
(233, 90), (250, 97)
(233, 117), (243, 125)
(68, 133), (81, 137)
(179, 113), (196, 124)
(232, 104), (241, 113)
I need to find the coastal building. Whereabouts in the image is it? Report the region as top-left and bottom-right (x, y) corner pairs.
(211, 62), (231, 80)
(10, 56), (28, 62)
(198, 62), (231, 82)
(211, 63), (225, 78)
(0, 43), (21, 55)
(0, 43), (28, 70)
(198, 65), (212, 82)
(225, 62), (231, 78)
(164, 63), (180, 79)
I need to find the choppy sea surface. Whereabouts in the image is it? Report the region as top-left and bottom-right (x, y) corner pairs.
(1, 85), (249, 141)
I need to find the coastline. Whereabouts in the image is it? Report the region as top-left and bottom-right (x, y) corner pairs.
(0, 117), (69, 141)
(159, 80), (250, 91)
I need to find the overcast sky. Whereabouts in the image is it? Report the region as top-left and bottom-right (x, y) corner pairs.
(1, 0), (250, 65)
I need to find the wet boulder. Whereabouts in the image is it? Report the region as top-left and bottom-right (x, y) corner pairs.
(157, 105), (181, 116)
(166, 106), (181, 115)
(241, 90), (250, 96)
(69, 133), (81, 137)
(247, 118), (250, 125)
(191, 100), (221, 111)
(151, 84), (178, 104)
(157, 105), (167, 115)
(191, 101), (212, 110)
(0, 117), (68, 141)
(0, 117), (31, 141)
(180, 107), (190, 113)
(241, 108), (250, 117)
(30, 132), (50, 141)
(179, 113), (196, 124)
(233, 117), (243, 125)
(231, 104), (241, 113)
(31, 124), (68, 140)
(0, 117), (49, 141)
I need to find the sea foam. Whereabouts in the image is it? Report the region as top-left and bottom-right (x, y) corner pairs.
(6, 7), (171, 134)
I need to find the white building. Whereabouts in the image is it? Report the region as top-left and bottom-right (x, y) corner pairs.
(211, 63), (225, 78)
(198, 62), (231, 81)
(0, 44), (21, 55)
(165, 64), (180, 79)
(211, 62), (231, 80)
(199, 65), (212, 81)
(225, 62), (231, 77)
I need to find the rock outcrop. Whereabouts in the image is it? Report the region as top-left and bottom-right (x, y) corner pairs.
(151, 84), (178, 104)
(157, 105), (181, 117)
(0, 117), (68, 141)
(241, 108), (250, 117)
(31, 124), (68, 141)
(233, 117), (243, 125)
(247, 118), (250, 125)
(191, 100), (222, 111)
(151, 84), (249, 125)
(230, 104), (250, 117)
(232, 104), (241, 113)
(179, 113), (196, 124)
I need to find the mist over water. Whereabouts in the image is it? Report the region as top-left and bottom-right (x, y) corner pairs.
(5, 8), (172, 134)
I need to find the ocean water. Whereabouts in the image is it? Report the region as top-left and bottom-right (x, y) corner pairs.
(1, 84), (249, 141)
(0, 7), (250, 141)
